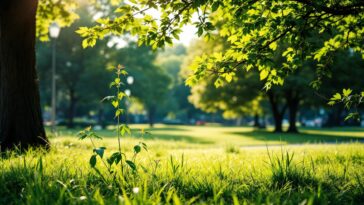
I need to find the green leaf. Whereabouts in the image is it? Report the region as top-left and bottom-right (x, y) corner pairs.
(93, 147), (106, 158)
(107, 152), (122, 165)
(269, 42), (277, 51)
(77, 131), (88, 140)
(82, 39), (89, 48)
(120, 70), (128, 76)
(120, 125), (131, 136)
(224, 73), (233, 83)
(109, 82), (116, 88)
(141, 142), (148, 151)
(134, 145), (141, 154)
(91, 133), (102, 139)
(260, 70), (269, 80)
(214, 78), (224, 88)
(76, 27), (89, 36)
(343, 88), (352, 97)
(197, 27), (203, 37)
(115, 109), (123, 118)
(126, 160), (136, 171)
(118, 92), (126, 100)
(114, 78), (121, 84)
(331, 93), (342, 101)
(90, 155), (97, 167)
(112, 100), (119, 108)
(344, 112), (360, 121)
(211, 2), (220, 11)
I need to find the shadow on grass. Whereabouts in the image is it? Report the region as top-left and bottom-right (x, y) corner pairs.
(141, 127), (190, 132)
(139, 133), (214, 144)
(231, 130), (364, 144)
(300, 127), (364, 132)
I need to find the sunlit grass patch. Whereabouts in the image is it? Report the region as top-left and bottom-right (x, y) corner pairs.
(1, 125), (364, 204)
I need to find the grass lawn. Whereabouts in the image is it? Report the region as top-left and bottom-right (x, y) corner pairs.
(1, 125), (364, 204)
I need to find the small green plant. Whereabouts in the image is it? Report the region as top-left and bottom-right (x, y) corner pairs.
(225, 145), (240, 154)
(77, 64), (147, 182)
(267, 149), (316, 189)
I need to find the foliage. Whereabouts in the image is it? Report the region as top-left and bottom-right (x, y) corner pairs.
(37, 0), (79, 41)
(183, 38), (264, 119)
(328, 89), (363, 121)
(36, 6), (114, 127)
(318, 51), (364, 121)
(78, 0), (364, 119)
(155, 45), (201, 122)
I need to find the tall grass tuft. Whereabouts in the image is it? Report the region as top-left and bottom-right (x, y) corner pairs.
(267, 149), (317, 189)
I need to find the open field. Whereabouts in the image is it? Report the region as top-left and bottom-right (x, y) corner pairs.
(54, 124), (364, 148)
(1, 125), (364, 204)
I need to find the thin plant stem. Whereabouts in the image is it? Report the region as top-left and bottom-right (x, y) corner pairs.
(116, 70), (124, 177)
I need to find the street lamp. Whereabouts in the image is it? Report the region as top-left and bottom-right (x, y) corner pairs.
(49, 22), (60, 133)
(49, 22), (61, 38)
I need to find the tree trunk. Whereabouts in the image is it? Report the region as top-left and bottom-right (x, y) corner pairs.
(0, 0), (48, 150)
(324, 106), (343, 127)
(148, 107), (156, 128)
(286, 91), (300, 133)
(272, 112), (284, 133)
(253, 113), (261, 128)
(287, 98), (299, 133)
(267, 91), (286, 133)
(98, 103), (106, 129)
(67, 89), (77, 128)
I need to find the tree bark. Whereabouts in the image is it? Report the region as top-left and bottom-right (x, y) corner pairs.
(286, 91), (300, 133)
(253, 113), (261, 128)
(267, 90), (286, 133)
(324, 106), (343, 127)
(148, 107), (156, 128)
(0, 0), (48, 150)
(98, 103), (106, 129)
(67, 88), (77, 128)
(287, 104), (299, 133)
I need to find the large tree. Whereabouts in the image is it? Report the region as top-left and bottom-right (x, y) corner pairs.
(0, 0), (48, 150)
(0, 0), (76, 150)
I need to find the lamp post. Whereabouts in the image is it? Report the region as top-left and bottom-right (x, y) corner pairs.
(125, 76), (134, 124)
(49, 22), (60, 133)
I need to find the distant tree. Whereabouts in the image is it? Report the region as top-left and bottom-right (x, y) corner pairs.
(184, 38), (316, 132)
(155, 45), (202, 123)
(37, 7), (111, 128)
(110, 44), (171, 127)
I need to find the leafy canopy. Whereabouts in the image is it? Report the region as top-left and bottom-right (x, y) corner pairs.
(77, 0), (364, 116)
(37, 0), (79, 41)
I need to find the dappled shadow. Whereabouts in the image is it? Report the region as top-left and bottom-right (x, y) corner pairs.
(230, 130), (364, 144)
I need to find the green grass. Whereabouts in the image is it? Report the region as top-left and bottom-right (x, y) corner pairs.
(1, 125), (364, 204)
